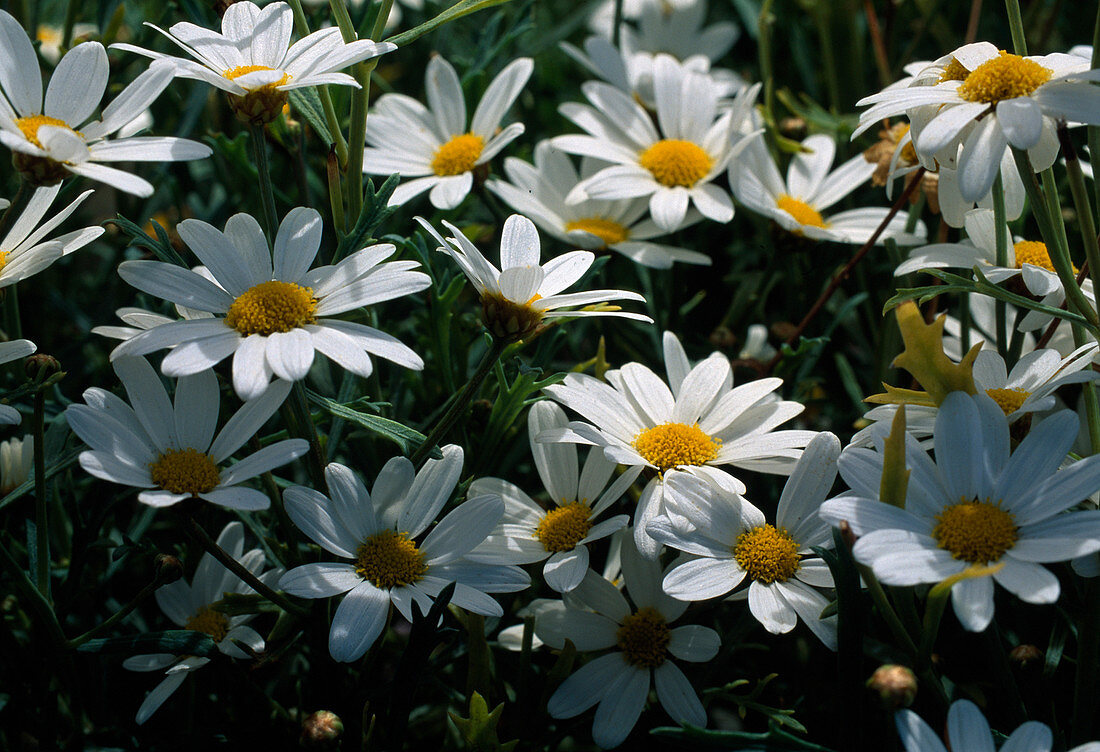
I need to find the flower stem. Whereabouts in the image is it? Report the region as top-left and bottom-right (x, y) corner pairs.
(411, 337), (507, 466)
(33, 388), (48, 598)
(61, 0), (79, 49)
(249, 122), (280, 245)
(288, 381), (328, 493)
(65, 566), (173, 649)
(287, 0), (349, 166)
(992, 172), (1009, 359)
(183, 515), (308, 617)
(1004, 0), (1029, 55)
(1058, 124), (1100, 321)
(611, 0), (624, 47)
(0, 532), (66, 649)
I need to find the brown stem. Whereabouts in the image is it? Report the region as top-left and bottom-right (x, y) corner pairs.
(765, 167), (926, 373)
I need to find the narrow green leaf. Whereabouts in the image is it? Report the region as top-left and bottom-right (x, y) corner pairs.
(334, 175), (400, 261)
(107, 214), (188, 268)
(306, 389), (439, 457)
(76, 630), (219, 657)
(383, 0), (519, 47)
(288, 87), (333, 144)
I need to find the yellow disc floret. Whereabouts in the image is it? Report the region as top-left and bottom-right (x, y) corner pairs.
(224, 65), (291, 125)
(638, 139), (713, 188)
(957, 52), (1052, 104)
(733, 523), (801, 584)
(224, 64), (290, 88)
(632, 422), (720, 474)
(535, 502), (592, 553)
(933, 498), (1018, 564)
(616, 606), (671, 667)
(565, 217), (630, 247)
(985, 387), (1030, 416)
(431, 134), (485, 176)
(355, 529), (427, 590)
(1013, 240), (1065, 273)
(776, 195), (828, 229)
(225, 280), (317, 336)
(938, 57), (971, 83)
(186, 605), (230, 642)
(149, 448), (221, 496)
(15, 114), (79, 149)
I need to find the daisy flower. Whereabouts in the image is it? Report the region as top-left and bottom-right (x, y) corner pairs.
(277, 449), (530, 662)
(467, 401), (638, 592)
(36, 23), (97, 64)
(537, 537), (720, 748)
(853, 342), (1100, 447)
(821, 391), (1100, 632)
(895, 699), (1100, 752)
(895, 208), (1068, 299)
(361, 55), (532, 209)
(111, 207), (430, 400)
(541, 331), (815, 557)
(124, 521), (280, 724)
(112, 1), (396, 125)
(0, 13), (211, 195)
(0, 185), (103, 288)
(487, 141), (711, 269)
(620, 0), (738, 64)
(553, 56), (758, 232)
(65, 356), (307, 510)
(649, 432), (841, 649)
(561, 35), (744, 110)
(416, 213), (651, 342)
(731, 133), (927, 245)
(0, 338), (36, 425)
(855, 42), (1100, 201)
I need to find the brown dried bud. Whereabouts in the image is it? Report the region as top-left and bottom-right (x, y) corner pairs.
(779, 117), (807, 141)
(12, 152), (68, 187)
(300, 710), (344, 749)
(1009, 644), (1043, 670)
(154, 554), (184, 584)
(867, 664), (917, 709)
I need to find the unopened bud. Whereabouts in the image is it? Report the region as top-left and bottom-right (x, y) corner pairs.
(154, 554), (184, 584)
(300, 710), (343, 749)
(1009, 644), (1043, 670)
(779, 117), (807, 140)
(867, 664), (917, 709)
(25, 353), (60, 381)
(709, 326), (736, 350)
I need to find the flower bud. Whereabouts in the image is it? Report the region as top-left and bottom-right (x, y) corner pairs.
(25, 353), (60, 381)
(300, 710), (343, 749)
(154, 554), (184, 584)
(1009, 644), (1043, 670)
(867, 664), (917, 709)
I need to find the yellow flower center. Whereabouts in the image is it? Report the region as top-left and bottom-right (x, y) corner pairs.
(632, 422), (721, 474)
(224, 280), (317, 336)
(733, 523), (801, 584)
(985, 387), (1030, 416)
(938, 57), (971, 83)
(957, 52), (1052, 104)
(185, 605), (230, 642)
(36, 26), (61, 45)
(933, 498), (1018, 564)
(564, 217), (630, 247)
(15, 114), (79, 149)
(895, 124), (918, 164)
(776, 195), (829, 229)
(224, 64), (290, 89)
(616, 606), (671, 667)
(431, 133), (485, 176)
(149, 448), (221, 495)
(638, 139), (712, 188)
(1013, 239), (1066, 273)
(0, 252), (8, 276)
(534, 502), (592, 553)
(355, 529), (427, 590)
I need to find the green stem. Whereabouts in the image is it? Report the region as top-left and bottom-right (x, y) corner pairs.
(288, 0), (349, 166)
(33, 389), (48, 597)
(1004, 0), (1029, 55)
(326, 144), (346, 235)
(249, 122), (279, 245)
(1011, 148), (1100, 328)
(61, 0), (79, 49)
(3, 284), (22, 341)
(1058, 124), (1100, 321)
(411, 337), (507, 466)
(65, 569), (169, 648)
(857, 564), (918, 657)
(611, 0), (624, 48)
(992, 172), (1009, 357)
(758, 0), (778, 156)
(183, 516), (308, 616)
(814, 4), (840, 112)
(289, 381), (328, 493)
(0, 533), (66, 649)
